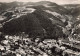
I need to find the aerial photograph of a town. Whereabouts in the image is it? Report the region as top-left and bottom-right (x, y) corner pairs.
(0, 0), (80, 56)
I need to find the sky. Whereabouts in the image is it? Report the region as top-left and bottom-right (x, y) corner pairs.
(0, 0), (80, 4)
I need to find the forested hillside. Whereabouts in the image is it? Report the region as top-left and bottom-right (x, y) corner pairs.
(0, 1), (80, 56)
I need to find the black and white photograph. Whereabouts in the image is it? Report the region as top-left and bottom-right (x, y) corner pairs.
(0, 0), (80, 56)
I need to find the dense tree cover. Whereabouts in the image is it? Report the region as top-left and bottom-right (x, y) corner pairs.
(0, 1), (80, 56)
(0, 9), (65, 40)
(1, 14), (43, 36)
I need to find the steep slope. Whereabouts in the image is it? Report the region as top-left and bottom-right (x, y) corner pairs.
(26, 1), (70, 23)
(0, 1), (70, 39)
(1, 14), (44, 36)
(0, 8), (65, 39)
(32, 9), (65, 27)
